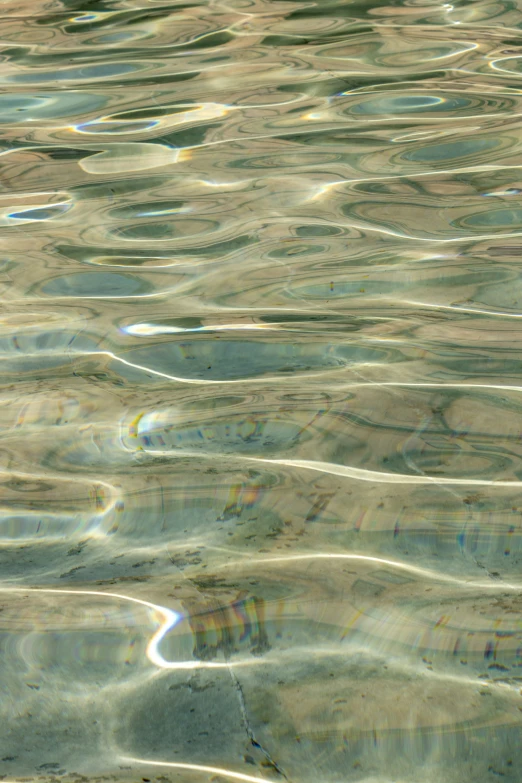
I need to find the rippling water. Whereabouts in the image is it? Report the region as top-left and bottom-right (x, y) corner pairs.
(2, 1), (522, 781)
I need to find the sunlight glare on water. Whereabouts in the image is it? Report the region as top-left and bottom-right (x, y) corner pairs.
(1, 0), (522, 782)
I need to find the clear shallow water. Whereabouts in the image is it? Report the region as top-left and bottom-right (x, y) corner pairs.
(2, 0), (522, 781)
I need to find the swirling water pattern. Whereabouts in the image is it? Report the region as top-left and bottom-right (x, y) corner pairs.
(2, 0), (522, 781)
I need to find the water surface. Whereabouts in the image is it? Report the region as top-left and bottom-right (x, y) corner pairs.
(1, 1), (522, 782)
